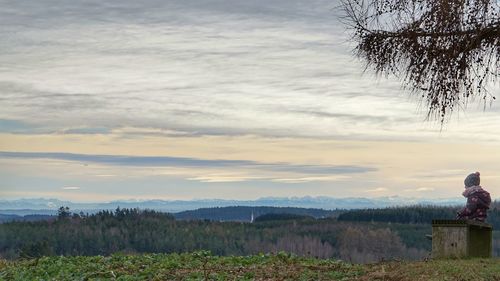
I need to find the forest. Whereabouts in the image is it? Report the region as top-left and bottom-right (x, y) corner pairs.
(0, 207), (428, 263)
(1, 204), (498, 264)
(338, 203), (500, 229)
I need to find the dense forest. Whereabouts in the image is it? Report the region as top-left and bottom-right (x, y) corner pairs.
(338, 202), (500, 229)
(338, 206), (454, 223)
(0, 207), (430, 263)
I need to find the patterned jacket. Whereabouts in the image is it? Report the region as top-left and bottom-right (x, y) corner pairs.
(456, 185), (491, 222)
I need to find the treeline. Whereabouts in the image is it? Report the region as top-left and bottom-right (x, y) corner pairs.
(254, 213), (313, 222)
(338, 206), (455, 224)
(0, 207), (429, 263)
(337, 203), (500, 229)
(0, 214), (54, 223)
(174, 206), (339, 221)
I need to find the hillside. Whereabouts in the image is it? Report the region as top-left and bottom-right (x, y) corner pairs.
(174, 206), (339, 221)
(0, 214), (54, 224)
(1, 253), (499, 281)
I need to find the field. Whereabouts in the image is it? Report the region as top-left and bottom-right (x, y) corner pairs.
(1, 252), (499, 281)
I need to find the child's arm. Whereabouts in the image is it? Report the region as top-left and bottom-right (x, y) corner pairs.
(457, 195), (480, 219)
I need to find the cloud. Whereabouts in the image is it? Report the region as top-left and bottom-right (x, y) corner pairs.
(62, 186), (81, 190)
(403, 187), (435, 192)
(271, 175), (350, 183)
(62, 127), (111, 135)
(187, 175), (263, 183)
(364, 187), (388, 193)
(3, 0), (498, 143)
(415, 187), (435, 192)
(0, 151), (376, 176)
(0, 119), (38, 133)
(0, 119), (112, 136)
(288, 110), (413, 124)
(2, 0), (499, 144)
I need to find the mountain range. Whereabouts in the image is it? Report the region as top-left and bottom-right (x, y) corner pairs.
(0, 196), (467, 216)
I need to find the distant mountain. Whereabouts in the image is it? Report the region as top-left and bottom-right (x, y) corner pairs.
(174, 206), (339, 222)
(0, 196), (466, 216)
(0, 209), (58, 216)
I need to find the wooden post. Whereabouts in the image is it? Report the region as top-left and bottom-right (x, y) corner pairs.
(432, 219), (492, 259)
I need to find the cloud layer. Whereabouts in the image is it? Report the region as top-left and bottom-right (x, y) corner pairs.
(0, 151), (375, 175)
(1, 0), (497, 141)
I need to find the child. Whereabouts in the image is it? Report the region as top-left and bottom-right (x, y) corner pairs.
(456, 172), (491, 222)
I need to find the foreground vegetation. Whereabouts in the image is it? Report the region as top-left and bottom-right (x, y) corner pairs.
(1, 253), (499, 281)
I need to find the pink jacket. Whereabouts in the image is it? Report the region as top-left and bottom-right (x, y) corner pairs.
(457, 186), (491, 222)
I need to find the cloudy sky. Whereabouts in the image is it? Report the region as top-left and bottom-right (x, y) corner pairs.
(1, 0), (499, 202)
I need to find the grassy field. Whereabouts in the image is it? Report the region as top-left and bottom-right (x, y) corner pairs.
(1, 252), (499, 281)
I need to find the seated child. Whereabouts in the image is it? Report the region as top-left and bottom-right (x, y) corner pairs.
(456, 172), (491, 222)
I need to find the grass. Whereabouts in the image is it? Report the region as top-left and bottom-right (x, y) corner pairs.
(360, 258), (500, 281)
(0, 252), (499, 281)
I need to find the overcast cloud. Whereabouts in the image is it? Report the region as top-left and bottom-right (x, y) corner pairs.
(2, 0), (497, 140)
(0, 0), (499, 201)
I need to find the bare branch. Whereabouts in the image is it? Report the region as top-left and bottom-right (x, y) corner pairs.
(340, 0), (500, 122)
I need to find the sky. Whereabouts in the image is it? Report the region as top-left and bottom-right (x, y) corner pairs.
(1, 0), (499, 202)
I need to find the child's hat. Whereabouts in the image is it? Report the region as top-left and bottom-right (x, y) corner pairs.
(464, 172), (480, 187)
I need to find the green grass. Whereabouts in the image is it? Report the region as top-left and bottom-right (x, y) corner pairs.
(0, 252), (499, 281)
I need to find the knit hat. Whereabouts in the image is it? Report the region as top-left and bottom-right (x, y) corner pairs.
(464, 172), (480, 187)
